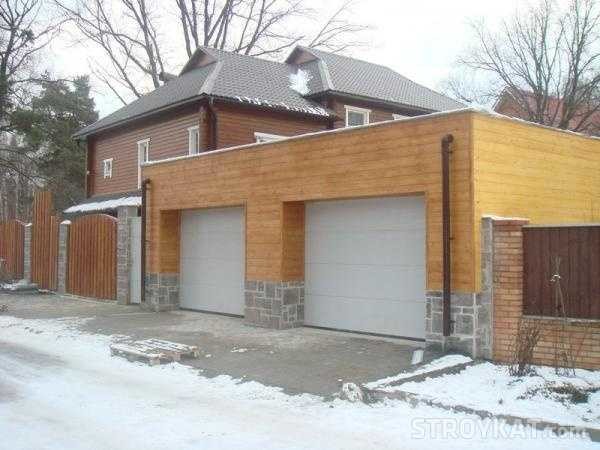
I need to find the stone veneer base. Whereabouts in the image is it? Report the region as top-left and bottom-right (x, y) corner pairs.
(142, 272), (180, 312)
(424, 218), (495, 359)
(244, 280), (304, 329)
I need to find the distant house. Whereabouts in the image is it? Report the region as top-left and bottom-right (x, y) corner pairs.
(494, 88), (600, 136)
(69, 45), (463, 213)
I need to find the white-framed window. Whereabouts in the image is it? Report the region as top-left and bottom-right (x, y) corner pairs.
(137, 139), (150, 189)
(188, 125), (200, 155)
(102, 158), (113, 179)
(393, 113), (407, 120)
(345, 105), (371, 127)
(254, 132), (285, 143)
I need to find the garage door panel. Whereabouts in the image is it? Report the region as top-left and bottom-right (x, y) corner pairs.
(180, 283), (243, 316)
(306, 197), (424, 230)
(181, 256), (243, 286)
(181, 234), (243, 260)
(307, 229), (425, 266)
(307, 263), (425, 300)
(305, 196), (426, 339)
(306, 294), (425, 337)
(180, 207), (245, 315)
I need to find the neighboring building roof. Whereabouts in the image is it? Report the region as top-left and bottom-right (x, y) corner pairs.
(76, 45), (463, 138)
(494, 88), (600, 136)
(286, 47), (464, 112)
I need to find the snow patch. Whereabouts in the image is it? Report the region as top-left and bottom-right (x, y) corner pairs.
(365, 355), (473, 389)
(64, 196), (141, 214)
(231, 348), (249, 353)
(385, 361), (600, 428)
(482, 214), (530, 221)
(0, 317), (596, 449)
(1, 279), (32, 291)
(289, 69), (312, 96)
(61, 220), (72, 225)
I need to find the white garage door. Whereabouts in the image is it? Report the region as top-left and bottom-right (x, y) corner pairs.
(305, 196), (426, 339)
(180, 207), (245, 315)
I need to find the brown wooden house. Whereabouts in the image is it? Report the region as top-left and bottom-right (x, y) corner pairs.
(69, 45), (462, 213)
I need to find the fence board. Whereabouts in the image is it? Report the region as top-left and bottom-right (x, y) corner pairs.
(523, 225), (600, 320)
(0, 219), (25, 279)
(31, 192), (59, 290)
(67, 214), (117, 300)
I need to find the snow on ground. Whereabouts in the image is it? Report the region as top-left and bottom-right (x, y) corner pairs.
(385, 361), (600, 428)
(365, 354), (473, 389)
(0, 316), (596, 450)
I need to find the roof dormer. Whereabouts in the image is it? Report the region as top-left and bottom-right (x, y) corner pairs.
(180, 47), (219, 75)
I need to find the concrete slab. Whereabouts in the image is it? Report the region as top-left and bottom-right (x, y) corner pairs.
(0, 292), (441, 396)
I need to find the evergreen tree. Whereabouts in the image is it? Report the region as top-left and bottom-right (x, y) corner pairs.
(12, 76), (98, 213)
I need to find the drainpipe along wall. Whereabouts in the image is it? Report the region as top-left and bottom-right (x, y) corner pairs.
(140, 178), (150, 305)
(441, 134), (454, 337)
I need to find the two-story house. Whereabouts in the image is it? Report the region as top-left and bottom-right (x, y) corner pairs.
(68, 45), (462, 213)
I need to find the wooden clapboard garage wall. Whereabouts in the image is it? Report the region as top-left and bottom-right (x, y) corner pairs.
(144, 111), (476, 291)
(66, 214), (117, 300)
(0, 219), (25, 279)
(472, 114), (600, 290)
(31, 192), (59, 290)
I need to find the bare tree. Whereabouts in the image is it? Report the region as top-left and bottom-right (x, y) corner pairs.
(55, 0), (166, 103)
(58, 0), (369, 104)
(444, 0), (600, 134)
(0, 0), (62, 128)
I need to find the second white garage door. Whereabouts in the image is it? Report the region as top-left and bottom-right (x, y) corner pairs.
(180, 207), (245, 315)
(305, 196), (426, 339)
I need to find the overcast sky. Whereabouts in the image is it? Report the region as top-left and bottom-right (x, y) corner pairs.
(50, 0), (524, 118)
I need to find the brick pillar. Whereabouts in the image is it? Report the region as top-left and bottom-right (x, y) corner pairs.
(490, 217), (530, 362)
(23, 223), (32, 282)
(116, 205), (138, 305)
(57, 221), (70, 294)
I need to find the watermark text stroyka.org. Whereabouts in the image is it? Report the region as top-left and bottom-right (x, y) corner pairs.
(411, 417), (588, 440)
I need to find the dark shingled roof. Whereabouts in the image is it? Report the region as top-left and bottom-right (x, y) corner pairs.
(291, 47), (464, 111)
(76, 45), (463, 137)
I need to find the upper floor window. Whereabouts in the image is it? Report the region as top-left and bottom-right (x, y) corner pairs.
(254, 132), (285, 143)
(137, 139), (150, 189)
(102, 158), (113, 179)
(345, 106), (371, 127)
(188, 125), (200, 155)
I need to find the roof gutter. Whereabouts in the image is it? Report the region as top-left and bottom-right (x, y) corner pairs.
(74, 93), (334, 140)
(73, 95), (209, 140)
(307, 91), (440, 115)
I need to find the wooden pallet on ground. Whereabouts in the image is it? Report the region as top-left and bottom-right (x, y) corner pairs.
(109, 342), (169, 366)
(136, 339), (200, 361)
(110, 339), (200, 365)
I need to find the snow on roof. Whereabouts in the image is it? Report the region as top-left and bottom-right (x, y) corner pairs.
(289, 69), (311, 96)
(64, 196), (141, 214)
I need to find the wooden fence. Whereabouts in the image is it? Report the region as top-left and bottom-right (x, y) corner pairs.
(523, 225), (600, 320)
(0, 219), (25, 279)
(31, 192), (60, 290)
(67, 214), (117, 300)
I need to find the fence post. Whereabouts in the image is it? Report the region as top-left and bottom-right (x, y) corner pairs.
(117, 206), (138, 305)
(23, 223), (32, 282)
(57, 220), (70, 294)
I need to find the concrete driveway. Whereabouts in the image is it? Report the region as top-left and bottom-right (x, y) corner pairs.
(0, 292), (438, 396)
